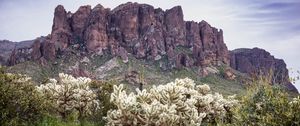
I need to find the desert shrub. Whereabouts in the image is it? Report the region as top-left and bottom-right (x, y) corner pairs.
(289, 96), (300, 125)
(88, 80), (116, 125)
(217, 65), (226, 77)
(106, 78), (238, 126)
(36, 73), (99, 122)
(232, 81), (300, 125)
(0, 70), (48, 126)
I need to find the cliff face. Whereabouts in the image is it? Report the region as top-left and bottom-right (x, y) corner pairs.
(71, 3), (227, 68)
(4, 2), (229, 70)
(0, 2), (296, 92)
(230, 48), (297, 92)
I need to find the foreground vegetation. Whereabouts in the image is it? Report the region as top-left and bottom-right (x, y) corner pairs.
(0, 67), (300, 126)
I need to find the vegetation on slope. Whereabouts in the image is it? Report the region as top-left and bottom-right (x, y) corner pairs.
(6, 48), (246, 95)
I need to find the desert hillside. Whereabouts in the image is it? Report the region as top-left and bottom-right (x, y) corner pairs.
(1, 2), (300, 126)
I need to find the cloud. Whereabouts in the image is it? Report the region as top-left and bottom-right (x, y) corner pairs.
(231, 0), (300, 38)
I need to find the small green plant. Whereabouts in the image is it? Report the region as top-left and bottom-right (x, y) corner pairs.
(217, 65), (226, 77)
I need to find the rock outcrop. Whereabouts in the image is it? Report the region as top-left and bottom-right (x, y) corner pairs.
(51, 5), (72, 51)
(84, 4), (109, 53)
(3, 2), (230, 69)
(230, 48), (297, 92)
(125, 70), (144, 86)
(41, 38), (56, 61)
(187, 21), (229, 67)
(0, 36), (57, 65)
(0, 40), (16, 65)
(0, 40), (35, 65)
(71, 5), (91, 44)
(0, 2), (296, 92)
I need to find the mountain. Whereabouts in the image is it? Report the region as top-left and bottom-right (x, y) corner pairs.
(0, 2), (297, 93)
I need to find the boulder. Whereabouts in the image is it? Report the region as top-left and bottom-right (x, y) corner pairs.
(117, 47), (128, 63)
(224, 68), (236, 80)
(125, 70), (140, 85)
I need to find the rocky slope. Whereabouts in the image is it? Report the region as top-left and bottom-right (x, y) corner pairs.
(0, 2), (297, 93)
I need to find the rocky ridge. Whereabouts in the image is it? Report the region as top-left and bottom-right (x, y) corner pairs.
(0, 2), (297, 92)
(230, 48), (298, 92)
(2, 2), (229, 73)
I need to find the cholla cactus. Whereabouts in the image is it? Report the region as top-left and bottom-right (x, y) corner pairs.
(289, 96), (300, 124)
(290, 96), (300, 104)
(106, 78), (238, 126)
(36, 73), (98, 119)
(6, 73), (32, 83)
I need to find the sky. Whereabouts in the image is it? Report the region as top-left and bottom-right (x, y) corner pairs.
(0, 0), (299, 89)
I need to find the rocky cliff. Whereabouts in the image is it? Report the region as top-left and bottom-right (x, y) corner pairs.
(3, 2), (230, 72)
(230, 48), (297, 92)
(0, 2), (296, 92)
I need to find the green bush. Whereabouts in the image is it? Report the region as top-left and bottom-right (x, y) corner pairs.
(232, 80), (300, 126)
(0, 69), (48, 126)
(89, 80), (116, 125)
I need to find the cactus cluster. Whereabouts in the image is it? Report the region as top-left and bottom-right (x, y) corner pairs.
(36, 73), (99, 119)
(106, 78), (238, 126)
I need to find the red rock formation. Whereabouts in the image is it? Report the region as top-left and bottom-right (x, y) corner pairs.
(1, 2), (295, 93)
(198, 21), (229, 66)
(0, 3), (233, 70)
(51, 5), (72, 51)
(165, 6), (186, 47)
(83, 4), (109, 53)
(71, 5), (91, 44)
(50, 3), (228, 69)
(230, 48), (297, 92)
(185, 20), (230, 68)
(31, 39), (42, 60)
(164, 6), (186, 62)
(42, 39), (56, 61)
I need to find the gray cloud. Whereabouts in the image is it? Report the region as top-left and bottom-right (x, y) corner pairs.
(231, 0), (300, 38)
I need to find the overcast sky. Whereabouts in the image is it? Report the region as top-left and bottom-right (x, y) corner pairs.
(0, 0), (299, 90)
